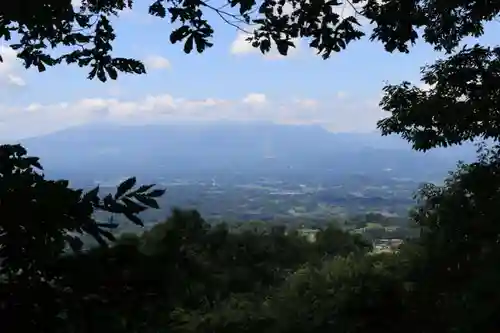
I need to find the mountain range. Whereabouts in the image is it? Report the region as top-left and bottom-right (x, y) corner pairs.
(18, 121), (478, 185)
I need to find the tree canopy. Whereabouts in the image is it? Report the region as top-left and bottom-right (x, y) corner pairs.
(0, 0), (497, 79)
(0, 144), (165, 332)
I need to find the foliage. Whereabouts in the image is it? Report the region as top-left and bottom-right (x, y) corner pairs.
(263, 254), (409, 333)
(315, 223), (372, 255)
(378, 46), (500, 150)
(2, 0), (498, 81)
(2, 143), (500, 333)
(405, 144), (500, 332)
(171, 251), (415, 333)
(0, 144), (165, 333)
(40, 207), (372, 333)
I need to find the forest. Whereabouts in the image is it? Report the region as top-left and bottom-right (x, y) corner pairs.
(2, 0), (500, 332)
(2, 141), (500, 333)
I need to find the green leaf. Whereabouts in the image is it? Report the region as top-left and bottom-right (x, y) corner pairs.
(56, 179), (69, 187)
(259, 39), (271, 53)
(122, 197), (148, 214)
(149, 0), (166, 17)
(107, 201), (128, 214)
(135, 195), (160, 209)
(10, 43), (22, 50)
(25, 156), (43, 170)
(124, 212), (144, 226)
(66, 235), (84, 252)
(148, 189), (166, 198)
(105, 65), (118, 80)
(184, 35), (194, 54)
(136, 184), (155, 193)
(276, 40), (290, 56)
(37, 62), (46, 72)
(116, 177), (136, 199)
(87, 66), (98, 80)
(194, 33), (205, 53)
(239, 0), (256, 15)
(97, 67), (107, 82)
(83, 186), (100, 203)
(170, 26), (190, 44)
(99, 229), (116, 241)
(103, 193), (115, 208)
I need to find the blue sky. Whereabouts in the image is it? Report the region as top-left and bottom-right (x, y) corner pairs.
(0, 1), (498, 141)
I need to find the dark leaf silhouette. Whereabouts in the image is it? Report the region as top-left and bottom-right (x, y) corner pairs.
(124, 211), (145, 226)
(116, 177), (137, 199)
(2, 0), (495, 81)
(135, 195), (160, 209)
(149, 189), (167, 198)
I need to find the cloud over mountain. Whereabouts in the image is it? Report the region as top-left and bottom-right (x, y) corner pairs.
(0, 91), (386, 141)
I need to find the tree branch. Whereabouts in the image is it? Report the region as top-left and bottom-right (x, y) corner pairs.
(345, 0), (363, 16)
(200, 1), (253, 34)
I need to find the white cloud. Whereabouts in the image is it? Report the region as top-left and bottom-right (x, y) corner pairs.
(336, 91), (348, 99)
(419, 82), (435, 91)
(6, 74), (26, 86)
(0, 46), (27, 87)
(0, 92), (387, 141)
(242, 93), (267, 105)
(230, 32), (300, 59)
(144, 55), (171, 70)
(294, 98), (318, 109)
(230, 33), (254, 55)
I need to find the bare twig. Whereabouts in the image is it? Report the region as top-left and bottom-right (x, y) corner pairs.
(217, 2), (231, 10)
(200, 0), (253, 33)
(345, 0), (363, 16)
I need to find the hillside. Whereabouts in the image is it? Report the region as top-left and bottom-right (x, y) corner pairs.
(12, 122), (478, 224)
(19, 121), (477, 184)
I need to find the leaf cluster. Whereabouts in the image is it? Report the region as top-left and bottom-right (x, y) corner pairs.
(2, 0), (497, 81)
(0, 144), (165, 280)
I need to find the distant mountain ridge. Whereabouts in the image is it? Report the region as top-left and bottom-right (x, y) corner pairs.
(18, 122), (478, 184)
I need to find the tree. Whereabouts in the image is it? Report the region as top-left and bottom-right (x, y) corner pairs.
(378, 45), (500, 150)
(315, 223), (372, 256)
(43, 207), (375, 333)
(258, 254), (408, 333)
(368, 0), (500, 150)
(404, 144), (500, 333)
(0, 144), (165, 333)
(1, 0), (497, 84)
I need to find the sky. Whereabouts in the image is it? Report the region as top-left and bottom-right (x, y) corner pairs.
(0, 1), (498, 141)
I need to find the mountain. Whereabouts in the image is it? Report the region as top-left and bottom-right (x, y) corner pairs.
(18, 122), (477, 185)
